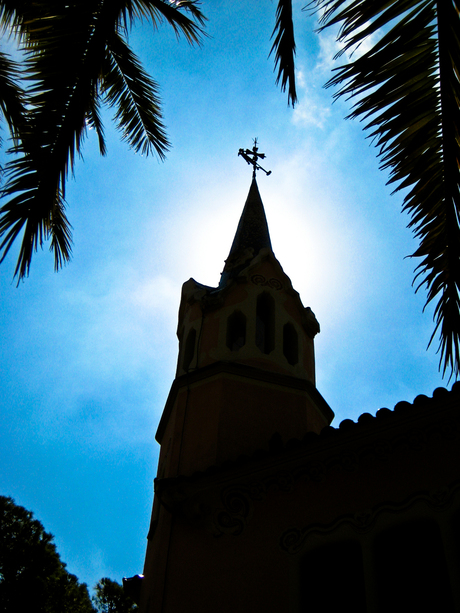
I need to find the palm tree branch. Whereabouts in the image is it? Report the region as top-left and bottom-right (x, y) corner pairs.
(0, 48), (25, 143)
(128, 0), (206, 44)
(314, 0), (460, 377)
(103, 31), (169, 158)
(0, 1), (115, 278)
(0, 0), (206, 280)
(86, 89), (107, 157)
(270, 0), (297, 106)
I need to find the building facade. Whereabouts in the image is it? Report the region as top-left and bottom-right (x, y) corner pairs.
(135, 180), (460, 612)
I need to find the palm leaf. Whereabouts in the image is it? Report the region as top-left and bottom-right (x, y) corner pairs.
(86, 90), (107, 157)
(103, 31), (169, 158)
(0, 1), (28, 36)
(0, 1), (109, 279)
(127, 0), (206, 44)
(0, 0), (205, 281)
(314, 0), (460, 378)
(270, 0), (297, 106)
(0, 48), (25, 144)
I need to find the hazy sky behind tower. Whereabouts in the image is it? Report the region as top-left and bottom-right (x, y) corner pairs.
(0, 0), (449, 592)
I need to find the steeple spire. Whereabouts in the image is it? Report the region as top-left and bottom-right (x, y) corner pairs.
(153, 169), (331, 479)
(140, 163), (333, 613)
(220, 178), (272, 287)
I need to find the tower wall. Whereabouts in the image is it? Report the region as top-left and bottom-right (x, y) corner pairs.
(156, 362), (332, 478)
(140, 179), (334, 612)
(154, 251), (332, 478)
(176, 253), (319, 383)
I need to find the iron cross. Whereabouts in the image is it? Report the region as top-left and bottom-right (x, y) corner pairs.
(238, 139), (272, 179)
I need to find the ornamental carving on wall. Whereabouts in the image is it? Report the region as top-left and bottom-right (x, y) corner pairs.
(203, 415), (459, 538)
(251, 274), (283, 290)
(279, 482), (460, 555)
(212, 484), (258, 536)
(212, 472), (295, 536)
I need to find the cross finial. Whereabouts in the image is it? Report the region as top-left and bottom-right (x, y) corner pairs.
(238, 138), (272, 179)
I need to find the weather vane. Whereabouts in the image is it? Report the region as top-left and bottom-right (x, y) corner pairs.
(238, 138), (272, 179)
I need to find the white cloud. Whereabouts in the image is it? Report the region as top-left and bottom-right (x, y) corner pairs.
(290, 18), (383, 132)
(317, 29), (344, 73)
(317, 21), (382, 73)
(293, 88), (331, 129)
(130, 275), (178, 313)
(291, 67), (332, 129)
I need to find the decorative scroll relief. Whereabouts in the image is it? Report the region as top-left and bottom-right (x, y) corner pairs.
(205, 417), (459, 538)
(212, 485), (259, 537)
(212, 472), (295, 537)
(251, 275), (283, 290)
(279, 482), (460, 555)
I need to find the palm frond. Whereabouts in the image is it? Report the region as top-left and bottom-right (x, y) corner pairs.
(0, 0), (206, 280)
(123, 0), (206, 44)
(0, 151), (72, 281)
(314, 0), (460, 377)
(0, 1), (27, 36)
(86, 90), (107, 157)
(103, 31), (169, 157)
(0, 48), (25, 143)
(270, 0), (297, 106)
(0, 2), (115, 277)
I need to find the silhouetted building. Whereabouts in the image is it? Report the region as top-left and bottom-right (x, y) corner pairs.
(136, 180), (460, 612)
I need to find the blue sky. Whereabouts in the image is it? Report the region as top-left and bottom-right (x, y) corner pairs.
(0, 0), (450, 593)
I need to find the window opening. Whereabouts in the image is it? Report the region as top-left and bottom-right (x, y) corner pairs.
(374, 520), (454, 612)
(256, 293), (275, 354)
(226, 311), (246, 351)
(300, 541), (366, 613)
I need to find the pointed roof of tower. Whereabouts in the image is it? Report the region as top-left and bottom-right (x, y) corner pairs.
(219, 179), (272, 287)
(228, 178), (272, 256)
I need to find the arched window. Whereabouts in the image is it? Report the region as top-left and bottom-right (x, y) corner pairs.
(300, 541), (366, 613)
(283, 322), (298, 365)
(256, 293), (275, 354)
(374, 520), (454, 612)
(226, 311), (246, 351)
(183, 328), (196, 371)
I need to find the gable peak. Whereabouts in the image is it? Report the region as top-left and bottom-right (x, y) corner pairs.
(220, 179), (272, 287)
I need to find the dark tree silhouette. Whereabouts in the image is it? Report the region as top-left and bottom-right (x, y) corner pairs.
(93, 577), (137, 613)
(0, 495), (95, 613)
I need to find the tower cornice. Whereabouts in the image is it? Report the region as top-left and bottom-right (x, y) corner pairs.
(156, 360), (334, 447)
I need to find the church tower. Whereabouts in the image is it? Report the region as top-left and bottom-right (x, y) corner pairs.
(132, 150), (460, 613)
(155, 177), (333, 480)
(139, 174), (333, 613)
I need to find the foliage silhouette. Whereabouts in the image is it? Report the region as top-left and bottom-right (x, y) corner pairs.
(0, 495), (95, 613)
(0, 0), (459, 376)
(93, 578), (138, 613)
(310, 0), (460, 377)
(0, 0), (205, 280)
